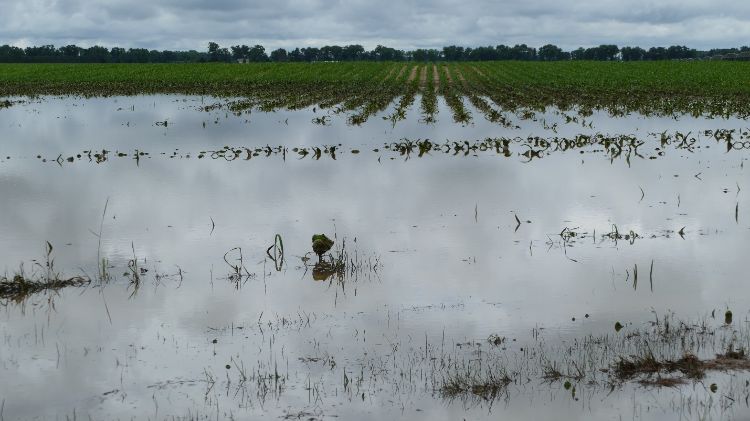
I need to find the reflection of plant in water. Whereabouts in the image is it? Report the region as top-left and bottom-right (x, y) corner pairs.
(33, 128), (750, 169)
(549, 224), (642, 248)
(304, 236), (380, 289)
(704, 128), (750, 151)
(441, 361), (512, 403)
(223, 247), (255, 288)
(558, 227), (581, 244)
(125, 242), (147, 298)
(603, 224), (639, 245)
(544, 224), (660, 267)
(427, 313), (750, 409)
(311, 263), (337, 282)
(184, 310), (750, 417)
(311, 115), (330, 125)
(385, 134), (650, 163)
(266, 234), (285, 271)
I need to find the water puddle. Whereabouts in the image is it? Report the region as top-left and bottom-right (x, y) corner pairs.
(0, 95), (748, 420)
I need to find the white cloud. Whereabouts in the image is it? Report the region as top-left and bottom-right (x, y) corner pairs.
(1, 0), (749, 50)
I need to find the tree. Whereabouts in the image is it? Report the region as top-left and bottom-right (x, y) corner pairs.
(24, 45), (58, 59)
(1, 41), (748, 63)
(571, 45), (618, 61)
(148, 49), (164, 62)
(207, 42), (230, 62)
(495, 45), (512, 60)
(510, 44), (537, 60)
(442, 45), (465, 61)
(371, 45), (405, 61)
(301, 47), (320, 62)
(0, 45), (25, 62)
(645, 47), (667, 60)
(288, 48), (303, 61)
(110, 47), (126, 62)
(82, 46), (110, 62)
(59, 44), (81, 58)
(270, 48), (288, 62)
(596, 44), (619, 60)
(342, 44), (365, 60)
(666, 45), (696, 60)
(320, 45), (343, 61)
(570, 47), (586, 60)
(247, 45), (268, 62)
(231, 45), (250, 61)
(620, 46), (646, 61)
(128, 48), (150, 63)
(208, 42), (220, 60)
(468, 46), (500, 61)
(538, 44), (565, 61)
(411, 48), (441, 61)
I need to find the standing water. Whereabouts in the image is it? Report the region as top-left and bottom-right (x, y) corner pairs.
(0, 95), (748, 420)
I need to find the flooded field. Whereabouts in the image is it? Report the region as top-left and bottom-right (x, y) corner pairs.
(0, 95), (748, 420)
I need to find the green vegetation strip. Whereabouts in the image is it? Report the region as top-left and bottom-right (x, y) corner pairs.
(2, 61), (750, 116)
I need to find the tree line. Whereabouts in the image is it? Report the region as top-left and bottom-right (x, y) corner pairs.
(1, 42), (749, 63)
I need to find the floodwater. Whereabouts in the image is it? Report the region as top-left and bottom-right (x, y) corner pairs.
(0, 95), (748, 420)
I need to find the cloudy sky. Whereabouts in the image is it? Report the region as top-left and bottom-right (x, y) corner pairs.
(2, 0), (749, 51)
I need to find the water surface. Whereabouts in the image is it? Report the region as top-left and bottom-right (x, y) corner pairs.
(0, 96), (748, 420)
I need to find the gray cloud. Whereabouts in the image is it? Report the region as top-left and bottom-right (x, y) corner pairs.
(1, 0), (749, 50)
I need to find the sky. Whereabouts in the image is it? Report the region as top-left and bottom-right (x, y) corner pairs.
(2, 0), (749, 51)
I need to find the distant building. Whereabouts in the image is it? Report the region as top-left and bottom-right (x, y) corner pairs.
(709, 52), (750, 61)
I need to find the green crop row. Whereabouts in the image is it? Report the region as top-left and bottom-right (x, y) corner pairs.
(2, 61), (750, 120)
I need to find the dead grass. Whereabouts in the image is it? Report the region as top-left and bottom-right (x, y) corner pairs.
(614, 347), (750, 385)
(441, 370), (512, 400)
(0, 273), (90, 301)
(638, 377), (687, 387)
(1, 242), (91, 302)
